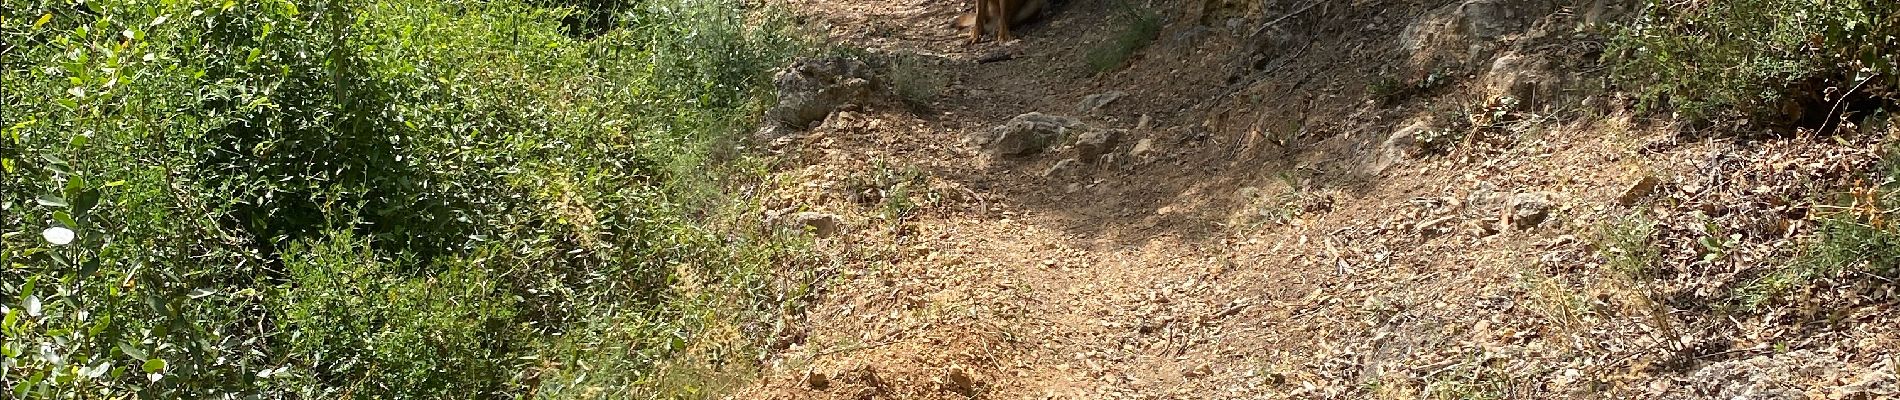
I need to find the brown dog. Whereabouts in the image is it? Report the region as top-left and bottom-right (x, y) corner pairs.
(952, 0), (1047, 44)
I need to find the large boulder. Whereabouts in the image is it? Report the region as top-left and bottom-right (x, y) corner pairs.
(759, 57), (877, 138)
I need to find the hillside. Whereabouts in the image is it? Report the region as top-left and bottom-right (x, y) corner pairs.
(2, 0), (1893, 398)
(731, 0), (1899, 398)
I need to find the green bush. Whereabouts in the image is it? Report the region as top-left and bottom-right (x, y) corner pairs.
(1610, 0), (1899, 125)
(1737, 142), (1900, 308)
(1, 0), (810, 397)
(1085, 0), (1161, 74)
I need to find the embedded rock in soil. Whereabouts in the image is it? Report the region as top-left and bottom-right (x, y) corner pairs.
(942, 368), (977, 396)
(1510, 192), (1551, 229)
(793, 212), (844, 238)
(1619, 175), (1661, 206)
(1075, 91), (1127, 115)
(760, 57), (877, 138)
(1457, 0), (1562, 40)
(1377, 120), (1433, 171)
(987, 112), (1084, 157)
(1485, 52), (1559, 105)
(1401, 0), (1563, 70)
(1073, 129), (1125, 161)
(1130, 138), (1157, 157)
(1041, 158), (1082, 178)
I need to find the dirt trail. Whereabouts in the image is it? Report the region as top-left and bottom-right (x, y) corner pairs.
(733, 0), (1900, 398)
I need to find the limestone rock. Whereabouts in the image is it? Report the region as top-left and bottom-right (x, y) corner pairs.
(987, 112), (1084, 157)
(1041, 158), (1082, 178)
(1073, 129), (1125, 161)
(1075, 91), (1127, 115)
(1510, 192), (1551, 229)
(760, 57), (877, 138)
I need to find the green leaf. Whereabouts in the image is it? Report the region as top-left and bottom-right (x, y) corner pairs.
(12, 373), (35, 399)
(88, 314), (110, 335)
(35, 195), (67, 208)
(64, 177), (87, 198)
(53, 211), (77, 230)
(117, 342), (146, 360)
(82, 362), (111, 378)
(142, 358), (166, 373)
(69, 135), (88, 148)
(78, 258), (101, 277)
(72, 189), (100, 216)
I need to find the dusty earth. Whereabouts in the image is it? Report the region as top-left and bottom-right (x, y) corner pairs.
(728, 0), (1900, 398)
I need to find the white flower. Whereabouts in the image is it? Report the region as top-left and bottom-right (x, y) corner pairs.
(42, 227), (75, 245)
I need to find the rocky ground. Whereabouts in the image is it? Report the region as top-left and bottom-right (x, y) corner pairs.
(725, 0), (1900, 398)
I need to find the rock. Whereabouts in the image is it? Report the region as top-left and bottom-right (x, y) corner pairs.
(1372, 120), (1433, 173)
(1075, 91), (1127, 115)
(1484, 52), (1559, 105)
(1385, 121), (1431, 159)
(1130, 138), (1157, 157)
(793, 212), (843, 238)
(1417, 216), (1459, 236)
(805, 370), (830, 389)
(1510, 192), (1551, 229)
(942, 368), (976, 396)
(1400, 0), (1562, 73)
(1618, 175), (1660, 206)
(975, 51), (1013, 63)
(1072, 129), (1124, 161)
(1184, 364), (1213, 379)
(1041, 158), (1082, 178)
(987, 112), (1083, 157)
(1457, 0), (1560, 40)
(760, 57), (877, 138)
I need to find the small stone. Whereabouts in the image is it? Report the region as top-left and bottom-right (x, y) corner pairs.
(1076, 91), (1128, 115)
(1184, 364), (1212, 378)
(1511, 192), (1551, 229)
(793, 212), (843, 238)
(944, 368), (977, 395)
(1130, 138), (1156, 157)
(1073, 129), (1125, 161)
(806, 370), (829, 389)
(1042, 158), (1082, 178)
(1618, 175), (1660, 205)
(1418, 216), (1458, 236)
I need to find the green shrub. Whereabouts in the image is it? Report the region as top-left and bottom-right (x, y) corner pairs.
(1610, 0), (1899, 125)
(1085, 1), (1161, 74)
(0, 0), (810, 397)
(1737, 142), (1900, 308)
